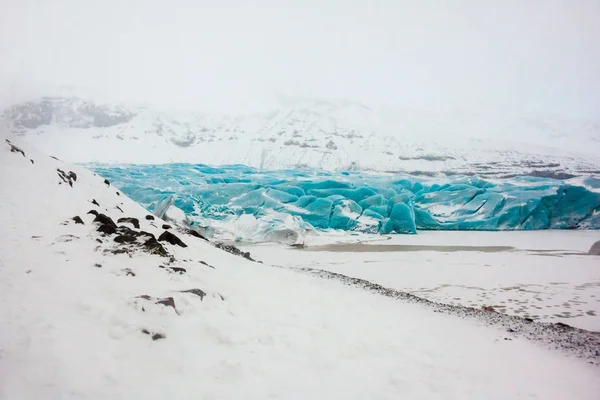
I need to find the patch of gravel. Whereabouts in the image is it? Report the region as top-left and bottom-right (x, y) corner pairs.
(296, 267), (600, 365)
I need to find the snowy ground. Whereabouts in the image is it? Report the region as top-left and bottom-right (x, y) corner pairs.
(242, 231), (600, 331)
(1, 133), (600, 399)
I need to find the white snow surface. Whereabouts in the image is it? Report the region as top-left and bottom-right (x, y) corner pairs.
(3, 96), (600, 175)
(1, 133), (600, 399)
(242, 231), (600, 331)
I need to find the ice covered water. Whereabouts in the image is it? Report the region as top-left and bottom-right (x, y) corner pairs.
(90, 164), (600, 241)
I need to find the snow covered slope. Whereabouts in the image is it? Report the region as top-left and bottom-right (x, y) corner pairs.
(2, 96), (600, 176)
(1, 133), (600, 399)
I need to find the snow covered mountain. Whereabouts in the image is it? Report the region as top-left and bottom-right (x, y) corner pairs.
(2, 132), (600, 398)
(2, 96), (599, 176)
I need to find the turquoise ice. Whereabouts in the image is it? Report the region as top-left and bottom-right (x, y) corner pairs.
(90, 164), (600, 234)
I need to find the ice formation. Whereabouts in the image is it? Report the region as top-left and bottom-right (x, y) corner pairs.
(90, 164), (600, 240)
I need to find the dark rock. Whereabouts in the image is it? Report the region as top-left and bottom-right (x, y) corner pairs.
(181, 288), (206, 300)
(95, 238), (102, 243)
(158, 231), (187, 248)
(507, 328), (516, 333)
(97, 224), (117, 235)
(6, 140), (25, 157)
(92, 199), (100, 206)
(162, 224), (172, 230)
(123, 268), (136, 277)
(87, 209), (99, 216)
(56, 168), (74, 187)
(199, 260), (215, 269)
(143, 238), (169, 257)
(118, 217), (140, 229)
(116, 191), (120, 196)
(215, 242), (254, 261)
(72, 216), (84, 225)
(104, 179), (110, 186)
(481, 306), (495, 312)
(30, 159), (34, 164)
(108, 248), (130, 255)
(137, 295), (177, 313)
(115, 206), (123, 213)
(94, 263), (102, 268)
(68, 171), (77, 181)
(524, 318), (534, 323)
(114, 235), (137, 244)
(50, 156), (60, 161)
(145, 215), (155, 220)
(93, 213), (117, 228)
(555, 322), (573, 330)
(186, 229), (208, 241)
(167, 267), (186, 274)
(141, 329), (166, 341)
(139, 231), (156, 240)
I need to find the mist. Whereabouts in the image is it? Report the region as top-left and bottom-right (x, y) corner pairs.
(1, 0), (599, 117)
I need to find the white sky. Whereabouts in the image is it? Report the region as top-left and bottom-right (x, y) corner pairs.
(1, 0), (599, 116)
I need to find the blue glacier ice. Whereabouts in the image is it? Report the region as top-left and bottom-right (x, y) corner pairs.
(89, 164), (600, 237)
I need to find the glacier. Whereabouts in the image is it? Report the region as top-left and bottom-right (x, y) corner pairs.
(90, 164), (600, 240)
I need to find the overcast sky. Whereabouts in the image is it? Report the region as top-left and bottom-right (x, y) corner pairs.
(1, 0), (599, 117)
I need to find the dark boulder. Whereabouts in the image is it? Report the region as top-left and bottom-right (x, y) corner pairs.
(141, 329), (165, 341)
(114, 235), (137, 244)
(181, 288), (206, 300)
(117, 217), (140, 229)
(145, 215), (155, 220)
(158, 231), (187, 248)
(162, 224), (172, 230)
(93, 214), (117, 228)
(87, 209), (99, 216)
(72, 216), (84, 225)
(92, 199), (100, 206)
(56, 168), (75, 187)
(104, 179), (110, 186)
(163, 266), (187, 275)
(97, 224), (117, 235)
(6, 140), (25, 157)
(186, 229), (208, 241)
(143, 238), (169, 257)
(215, 242), (254, 261)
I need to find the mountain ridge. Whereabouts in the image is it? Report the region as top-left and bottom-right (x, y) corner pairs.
(2, 96), (599, 176)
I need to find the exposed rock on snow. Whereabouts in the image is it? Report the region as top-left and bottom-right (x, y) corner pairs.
(158, 231), (187, 248)
(215, 242), (254, 261)
(117, 216), (140, 229)
(2, 132), (600, 399)
(180, 288), (207, 300)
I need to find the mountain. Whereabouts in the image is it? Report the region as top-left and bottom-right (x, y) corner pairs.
(2, 96), (600, 176)
(2, 132), (600, 398)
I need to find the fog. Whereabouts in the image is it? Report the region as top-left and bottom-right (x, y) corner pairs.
(1, 0), (599, 117)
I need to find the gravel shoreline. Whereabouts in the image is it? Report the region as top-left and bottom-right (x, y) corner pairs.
(296, 266), (600, 365)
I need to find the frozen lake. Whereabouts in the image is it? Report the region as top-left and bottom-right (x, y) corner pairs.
(241, 230), (600, 331)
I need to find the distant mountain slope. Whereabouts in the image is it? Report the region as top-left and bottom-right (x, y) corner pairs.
(2, 96), (599, 176)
